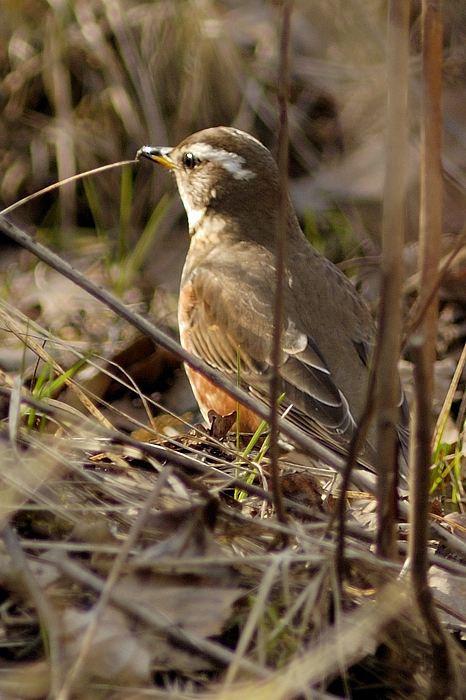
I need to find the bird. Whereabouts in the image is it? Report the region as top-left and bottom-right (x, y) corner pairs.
(137, 126), (409, 475)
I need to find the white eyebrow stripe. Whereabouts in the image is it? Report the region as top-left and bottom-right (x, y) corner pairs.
(190, 143), (256, 180)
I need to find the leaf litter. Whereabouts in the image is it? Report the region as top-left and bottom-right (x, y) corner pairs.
(1, 282), (466, 700)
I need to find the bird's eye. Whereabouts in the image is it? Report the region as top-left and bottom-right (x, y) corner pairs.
(183, 152), (199, 170)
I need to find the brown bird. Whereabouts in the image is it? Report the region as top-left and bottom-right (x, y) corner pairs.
(138, 127), (409, 475)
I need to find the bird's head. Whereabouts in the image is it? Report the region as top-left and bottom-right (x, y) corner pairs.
(138, 127), (281, 238)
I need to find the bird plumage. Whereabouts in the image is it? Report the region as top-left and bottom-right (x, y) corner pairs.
(138, 126), (409, 475)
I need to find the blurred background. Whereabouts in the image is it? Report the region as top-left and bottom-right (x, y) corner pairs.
(2, 1), (466, 266)
(1, 0), (466, 427)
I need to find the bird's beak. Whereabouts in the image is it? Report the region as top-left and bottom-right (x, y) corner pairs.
(136, 145), (175, 169)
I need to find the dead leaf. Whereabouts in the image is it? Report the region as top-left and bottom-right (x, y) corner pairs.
(115, 576), (241, 641)
(61, 606), (152, 686)
(208, 409), (237, 439)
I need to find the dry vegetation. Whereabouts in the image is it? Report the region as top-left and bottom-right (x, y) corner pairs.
(2, 1), (466, 698)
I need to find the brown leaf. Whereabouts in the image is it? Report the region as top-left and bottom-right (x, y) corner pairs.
(61, 606), (152, 686)
(115, 576), (241, 640)
(208, 409), (237, 439)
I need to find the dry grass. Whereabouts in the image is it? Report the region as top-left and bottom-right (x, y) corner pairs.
(2, 1), (466, 699)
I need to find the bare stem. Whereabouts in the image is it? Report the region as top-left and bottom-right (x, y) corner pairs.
(269, 0), (293, 528)
(410, 2), (454, 698)
(375, 0), (410, 559)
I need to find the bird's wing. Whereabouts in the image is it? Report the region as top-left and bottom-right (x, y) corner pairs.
(181, 253), (357, 440)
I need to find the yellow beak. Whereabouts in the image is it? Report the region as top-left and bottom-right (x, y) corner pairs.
(136, 145), (175, 170)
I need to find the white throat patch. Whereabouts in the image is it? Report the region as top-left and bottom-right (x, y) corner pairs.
(190, 143), (256, 180)
(185, 204), (204, 231)
(176, 179), (205, 232)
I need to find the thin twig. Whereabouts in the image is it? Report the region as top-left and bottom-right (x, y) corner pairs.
(0, 161), (136, 218)
(410, 2), (455, 698)
(269, 0), (293, 528)
(0, 214), (360, 475)
(375, 0), (410, 559)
